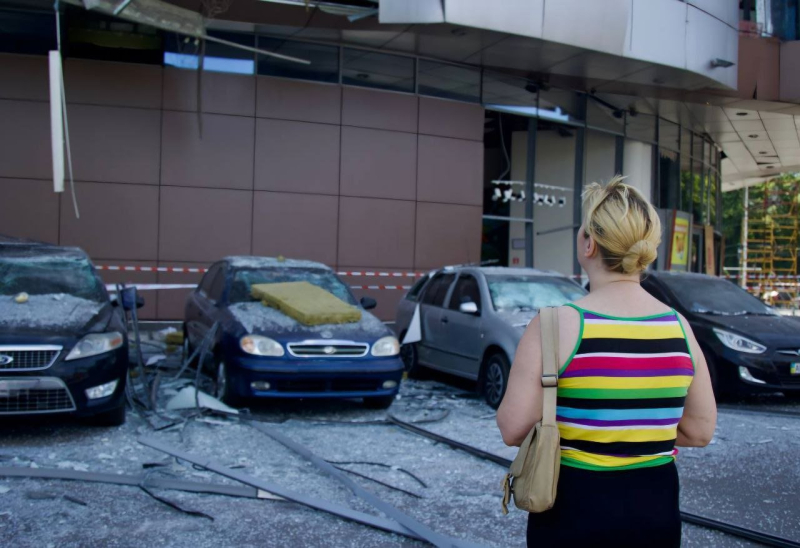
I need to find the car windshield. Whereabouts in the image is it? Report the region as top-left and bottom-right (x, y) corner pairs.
(487, 275), (586, 312)
(229, 267), (356, 305)
(659, 276), (776, 316)
(0, 256), (106, 302)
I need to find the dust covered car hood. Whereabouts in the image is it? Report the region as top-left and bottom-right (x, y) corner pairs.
(226, 302), (393, 342)
(0, 294), (109, 337)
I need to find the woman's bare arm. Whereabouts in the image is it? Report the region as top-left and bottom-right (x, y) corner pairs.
(675, 313), (717, 447)
(496, 315), (544, 447)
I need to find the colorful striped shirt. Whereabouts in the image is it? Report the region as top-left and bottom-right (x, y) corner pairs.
(557, 304), (695, 471)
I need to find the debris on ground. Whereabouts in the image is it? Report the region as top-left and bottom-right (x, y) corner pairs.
(165, 387), (239, 415)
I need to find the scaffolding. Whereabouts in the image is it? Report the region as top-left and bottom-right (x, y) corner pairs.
(744, 179), (800, 308)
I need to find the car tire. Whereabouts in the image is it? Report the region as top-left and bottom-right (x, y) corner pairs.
(182, 330), (194, 367)
(214, 358), (241, 407)
(88, 402), (127, 427)
(399, 336), (425, 379)
(704, 352), (725, 400)
(483, 352), (510, 409)
(363, 395), (396, 410)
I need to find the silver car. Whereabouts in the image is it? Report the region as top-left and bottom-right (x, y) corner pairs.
(395, 267), (586, 408)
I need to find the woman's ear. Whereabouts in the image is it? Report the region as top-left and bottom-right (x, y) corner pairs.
(584, 234), (597, 259)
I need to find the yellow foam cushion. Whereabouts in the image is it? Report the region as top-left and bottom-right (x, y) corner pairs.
(251, 281), (361, 326)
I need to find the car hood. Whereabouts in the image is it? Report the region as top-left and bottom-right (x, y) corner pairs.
(700, 313), (800, 349)
(226, 302), (393, 342)
(0, 293), (109, 338)
(495, 309), (539, 329)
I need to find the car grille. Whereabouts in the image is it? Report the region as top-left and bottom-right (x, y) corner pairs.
(0, 378), (76, 414)
(287, 341), (369, 358)
(0, 346), (62, 371)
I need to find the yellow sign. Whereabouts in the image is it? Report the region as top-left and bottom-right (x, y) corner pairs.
(670, 216), (689, 268)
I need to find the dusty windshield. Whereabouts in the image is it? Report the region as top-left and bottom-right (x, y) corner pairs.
(660, 276), (775, 316)
(229, 268), (356, 305)
(487, 276), (586, 312)
(0, 256), (106, 302)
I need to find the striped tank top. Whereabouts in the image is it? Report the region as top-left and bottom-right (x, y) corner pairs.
(556, 304), (695, 471)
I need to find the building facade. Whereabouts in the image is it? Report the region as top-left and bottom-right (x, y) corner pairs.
(0, 0), (783, 319)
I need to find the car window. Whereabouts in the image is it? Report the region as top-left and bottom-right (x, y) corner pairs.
(0, 255), (106, 302)
(207, 266), (226, 302)
(487, 275), (586, 312)
(198, 265), (220, 296)
(228, 267), (356, 305)
(421, 273), (455, 307)
(657, 275), (776, 316)
(449, 275), (481, 312)
(406, 275), (429, 302)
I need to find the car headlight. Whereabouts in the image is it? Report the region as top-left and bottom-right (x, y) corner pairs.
(65, 332), (124, 361)
(713, 328), (766, 355)
(372, 336), (400, 357)
(240, 335), (284, 357)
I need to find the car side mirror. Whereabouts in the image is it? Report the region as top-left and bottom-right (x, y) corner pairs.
(360, 296), (377, 310)
(118, 287), (146, 311)
(459, 301), (479, 315)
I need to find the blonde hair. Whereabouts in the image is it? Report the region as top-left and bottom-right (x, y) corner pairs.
(581, 176), (661, 275)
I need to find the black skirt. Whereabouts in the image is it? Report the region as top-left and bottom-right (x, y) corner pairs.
(526, 461), (681, 548)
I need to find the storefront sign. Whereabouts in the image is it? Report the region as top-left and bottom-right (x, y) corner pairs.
(670, 215), (689, 270)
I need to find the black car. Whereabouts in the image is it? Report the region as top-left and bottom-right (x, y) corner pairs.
(184, 256), (404, 408)
(642, 271), (800, 397)
(0, 243), (129, 425)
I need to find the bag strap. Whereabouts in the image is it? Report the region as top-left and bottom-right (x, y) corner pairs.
(539, 307), (560, 427)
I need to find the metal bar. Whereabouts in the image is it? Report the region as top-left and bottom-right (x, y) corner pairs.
(245, 421), (479, 548)
(482, 215), (534, 224)
(112, 0), (133, 15)
(0, 465), (279, 500)
(680, 513), (800, 548)
(615, 135), (624, 174)
(536, 223), (580, 236)
(388, 415), (511, 467)
(136, 436), (428, 543)
(573, 126), (585, 278)
(525, 118), (536, 268)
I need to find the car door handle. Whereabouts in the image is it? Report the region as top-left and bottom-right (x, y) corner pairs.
(441, 316), (449, 324)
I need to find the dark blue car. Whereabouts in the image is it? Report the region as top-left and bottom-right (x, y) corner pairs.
(183, 257), (403, 409)
(0, 242), (129, 425)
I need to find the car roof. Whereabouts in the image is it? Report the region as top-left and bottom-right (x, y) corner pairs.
(646, 270), (728, 283)
(223, 256), (332, 271)
(432, 265), (569, 278)
(0, 241), (90, 261)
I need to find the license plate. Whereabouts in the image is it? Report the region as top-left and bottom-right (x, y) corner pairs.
(791, 363), (800, 376)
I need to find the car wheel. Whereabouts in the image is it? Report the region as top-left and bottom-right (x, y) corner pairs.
(484, 353), (510, 409)
(704, 352), (724, 400)
(182, 329), (194, 366)
(400, 337), (425, 379)
(363, 395), (396, 410)
(214, 359), (240, 407)
(88, 402), (126, 427)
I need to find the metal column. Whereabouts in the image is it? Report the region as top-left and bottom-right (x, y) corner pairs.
(525, 118), (536, 268)
(573, 127), (586, 278)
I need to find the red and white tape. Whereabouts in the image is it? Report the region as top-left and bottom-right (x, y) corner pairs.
(96, 265), (425, 277)
(106, 283), (411, 292)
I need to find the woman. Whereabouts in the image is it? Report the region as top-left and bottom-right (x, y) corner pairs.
(497, 176), (716, 548)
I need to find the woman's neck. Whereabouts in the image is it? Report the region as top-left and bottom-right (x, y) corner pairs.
(587, 268), (641, 292)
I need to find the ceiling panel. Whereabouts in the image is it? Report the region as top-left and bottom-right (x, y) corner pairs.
(763, 118), (795, 131)
(724, 108), (760, 120)
(732, 119), (765, 132)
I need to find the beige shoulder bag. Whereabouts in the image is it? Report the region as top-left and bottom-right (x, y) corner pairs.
(501, 307), (561, 514)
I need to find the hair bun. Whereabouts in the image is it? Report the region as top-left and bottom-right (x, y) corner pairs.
(621, 239), (657, 274)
